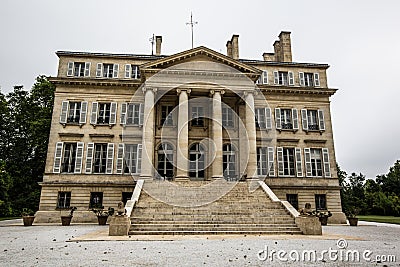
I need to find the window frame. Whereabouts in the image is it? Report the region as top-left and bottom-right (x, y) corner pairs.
(57, 191), (71, 209)
(89, 192), (104, 209)
(315, 194), (327, 210)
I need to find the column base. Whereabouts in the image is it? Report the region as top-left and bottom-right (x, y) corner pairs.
(139, 175), (154, 180)
(175, 175), (189, 181)
(212, 175), (224, 180)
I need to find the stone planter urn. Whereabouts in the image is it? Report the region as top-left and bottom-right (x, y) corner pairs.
(319, 216), (328, 226)
(22, 216), (35, 226)
(97, 215), (109, 225)
(61, 216), (72, 226)
(348, 217), (359, 226)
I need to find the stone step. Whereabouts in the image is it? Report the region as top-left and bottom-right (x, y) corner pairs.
(131, 216), (295, 223)
(128, 230), (303, 235)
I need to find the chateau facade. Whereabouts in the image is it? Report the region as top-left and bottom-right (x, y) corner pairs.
(36, 32), (346, 224)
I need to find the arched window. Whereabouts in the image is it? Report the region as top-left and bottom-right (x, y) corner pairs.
(157, 143), (174, 180)
(189, 143), (205, 178)
(223, 143), (237, 180)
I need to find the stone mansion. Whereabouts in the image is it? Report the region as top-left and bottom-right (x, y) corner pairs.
(35, 31), (346, 226)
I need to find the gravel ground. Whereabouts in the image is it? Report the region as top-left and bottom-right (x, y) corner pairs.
(0, 219), (399, 267)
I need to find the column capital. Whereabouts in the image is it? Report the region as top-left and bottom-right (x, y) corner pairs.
(209, 89), (225, 97)
(243, 90), (258, 98)
(142, 87), (157, 94)
(176, 88), (191, 95)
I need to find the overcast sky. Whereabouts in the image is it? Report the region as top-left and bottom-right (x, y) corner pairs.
(1, 0), (399, 178)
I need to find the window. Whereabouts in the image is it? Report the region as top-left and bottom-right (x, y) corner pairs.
(96, 63), (119, 78)
(275, 108), (299, 130)
(189, 143), (205, 178)
(222, 106), (234, 127)
(61, 143), (77, 173)
(161, 106), (174, 126)
(257, 147), (275, 176)
(120, 103), (143, 126)
(93, 143), (108, 174)
(67, 62), (90, 77)
(157, 143), (174, 180)
(223, 144), (236, 180)
(123, 144), (142, 174)
(122, 192), (132, 205)
(90, 192), (103, 208)
(255, 108), (272, 130)
(53, 142), (84, 174)
(277, 147), (303, 177)
(125, 64), (141, 79)
(57, 192), (71, 208)
(299, 72), (320, 87)
(273, 71), (294, 86)
(60, 101), (88, 125)
(315, 194), (327, 210)
(191, 106), (204, 127)
(90, 102), (117, 126)
(304, 148), (331, 178)
(286, 194), (298, 210)
(301, 109), (325, 131)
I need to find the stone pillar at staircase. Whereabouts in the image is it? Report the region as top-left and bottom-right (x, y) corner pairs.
(244, 90), (258, 179)
(211, 89), (224, 180)
(175, 89), (190, 181)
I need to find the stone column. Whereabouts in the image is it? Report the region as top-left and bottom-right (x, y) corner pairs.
(211, 89), (224, 179)
(175, 89), (191, 181)
(244, 91), (258, 179)
(140, 87), (156, 180)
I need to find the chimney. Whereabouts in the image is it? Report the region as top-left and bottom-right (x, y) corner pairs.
(231, 35), (239, 60)
(278, 31), (292, 62)
(155, 36), (162, 56)
(262, 52), (275, 61)
(273, 40), (281, 62)
(226, 40), (232, 57)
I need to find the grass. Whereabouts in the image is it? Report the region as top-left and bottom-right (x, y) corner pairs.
(358, 215), (400, 225)
(0, 217), (20, 221)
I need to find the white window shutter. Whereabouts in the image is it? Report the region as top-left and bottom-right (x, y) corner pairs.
(137, 144), (142, 173)
(96, 63), (102, 77)
(85, 143), (94, 173)
(314, 73), (320, 87)
(84, 62), (91, 77)
(265, 107), (272, 130)
(273, 71), (279, 84)
(109, 102), (117, 125)
(90, 102), (98, 125)
(120, 103), (127, 125)
(262, 71), (268, 84)
(301, 109), (308, 131)
(113, 64), (119, 78)
(295, 147), (303, 177)
(275, 108), (281, 130)
(74, 142), (84, 174)
(53, 142), (63, 173)
(60, 101), (69, 124)
(106, 143), (114, 174)
(267, 147), (275, 177)
(116, 143), (125, 174)
(277, 147), (284, 177)
(292, 108), (299, 130)
(304, 148), (312, 177)
(322, 148), (331, 178)
(79, 101), (88, 124)
(288, 71), (294, 85)
(125, 64), (131, 78)
(139, 103), (144, 126)
(318, 109), (325, 131)
(67, 62), (74, 76)
(299, 72), (305, 87)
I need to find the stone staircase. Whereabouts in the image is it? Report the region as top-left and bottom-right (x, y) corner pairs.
(129, 180), (302, 235)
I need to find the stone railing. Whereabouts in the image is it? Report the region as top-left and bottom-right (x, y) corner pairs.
(125, 179), (144, 217)
(258, 181), (321, 235)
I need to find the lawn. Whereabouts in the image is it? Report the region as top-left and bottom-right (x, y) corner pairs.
(0, 217), (20, 221)
(358, 215), (400, 225)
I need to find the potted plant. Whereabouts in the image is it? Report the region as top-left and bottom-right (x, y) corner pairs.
(91, 206), (114, 225)
(346, 207), (359, 226)
(316, 210), (332, 226)
(61, 206), (77, 226)
(21, 208), (35, 226)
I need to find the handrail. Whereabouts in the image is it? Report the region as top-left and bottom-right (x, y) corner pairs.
(124, 179), (144, 217)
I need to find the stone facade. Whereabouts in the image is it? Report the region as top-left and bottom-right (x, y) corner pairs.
(36, 31), (346, 224)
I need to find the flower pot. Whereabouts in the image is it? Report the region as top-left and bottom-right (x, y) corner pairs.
(348, 217), (358, 226)
(319, 216), (328, 226)
(97, 215), (109, 225)
(61, 216), (72, 226)
(22, 216), (35, 226)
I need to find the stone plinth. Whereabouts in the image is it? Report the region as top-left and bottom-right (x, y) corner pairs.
(109, 215), (130, 236)
(295, 216), (322, 235)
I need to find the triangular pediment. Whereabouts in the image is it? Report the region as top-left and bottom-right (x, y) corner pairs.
(140, 46), (261, 81)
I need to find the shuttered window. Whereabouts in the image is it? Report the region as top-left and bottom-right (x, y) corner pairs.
(124, 144), (143, 174)
(121, 103), (143, 126)
(304, 148), (330, 178)
(255, 108), (272, 130)
(301, 109), (325, 132)
(91, 102), (117, 125)
(262, 71), (268, 84)
(257, 147), (275, 177)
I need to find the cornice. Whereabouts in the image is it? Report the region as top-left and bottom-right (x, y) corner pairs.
(48, 77), (142, 87)
(259, 85), (337, 96)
